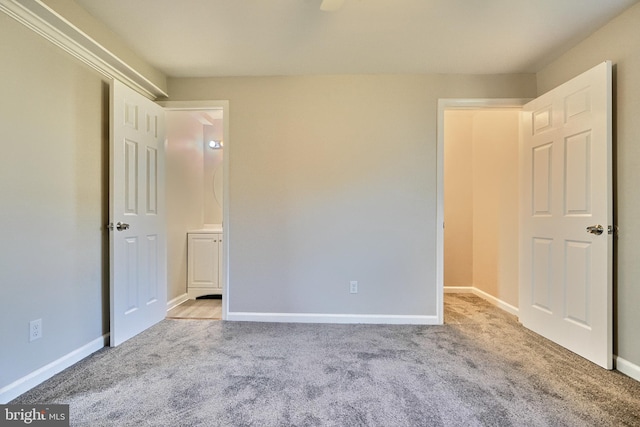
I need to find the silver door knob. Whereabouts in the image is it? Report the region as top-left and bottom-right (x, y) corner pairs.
(586, 224), (604, 235)
(116, 222), (130, 231)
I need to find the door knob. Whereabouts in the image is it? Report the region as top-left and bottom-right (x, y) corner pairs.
(116, 222), (130, 231)
(586, 224), (604, 235)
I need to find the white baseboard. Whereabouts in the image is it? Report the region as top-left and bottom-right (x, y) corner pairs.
(226, 312), (440, 325)
(444, 286), (519, 316)
(444, 286), (474, 293)
(0, 334), (108, 404)
(471, 287), (519, 316)
(166, 293), (188, 311)
(227, 287), (517, 325)
(615, 356), (640, 382)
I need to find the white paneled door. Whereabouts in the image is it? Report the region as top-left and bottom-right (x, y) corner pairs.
(110, 80), (166, 347)
(520, 61), (612, 368)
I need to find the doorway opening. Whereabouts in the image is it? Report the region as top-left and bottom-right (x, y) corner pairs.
(436, 99), (528, 323)
(160, 101), (230, 321)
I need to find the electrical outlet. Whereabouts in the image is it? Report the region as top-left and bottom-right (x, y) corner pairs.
(350, 281), (358, 294)
(29, 319), (42, 342)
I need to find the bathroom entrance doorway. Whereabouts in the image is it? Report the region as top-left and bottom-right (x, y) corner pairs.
(161, 101), (230, 322)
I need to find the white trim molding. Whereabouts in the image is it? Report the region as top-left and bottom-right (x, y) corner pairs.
(444, 286), (519, 317)
(167, 293), (189, 311)
(0, 334), (107, 404)
(0, 0), (167, 99)
(615, 356), (640, 382)
(470, 288), (519, 316)
(226, 312), (439, 325)
(444, 286), (475, 292)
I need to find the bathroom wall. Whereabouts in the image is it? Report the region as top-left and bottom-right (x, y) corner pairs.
(166, 111), (206, 301)
(203, 121), (224, 225)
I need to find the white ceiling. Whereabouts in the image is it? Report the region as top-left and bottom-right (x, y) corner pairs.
(74, 0), (638, 78)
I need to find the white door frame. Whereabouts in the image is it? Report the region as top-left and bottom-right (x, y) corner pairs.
(159, 100), (230, 321)
(436, 98), (530, 323)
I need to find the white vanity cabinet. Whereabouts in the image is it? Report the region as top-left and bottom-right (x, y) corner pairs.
(187, 230), (222, 298)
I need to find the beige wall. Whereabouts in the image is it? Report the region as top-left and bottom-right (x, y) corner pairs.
(444, 110), (520, 307)
(536, 2), (640, 367)
(444, 111), (474, 287)
(203, 121), (224, 226)
(0, 12), (107, 389)
(472, 110), (519, 306)
(168, 74), (536, 315)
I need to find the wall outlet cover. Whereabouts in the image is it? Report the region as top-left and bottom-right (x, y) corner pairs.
(29, 318), (42, 342)
(350, 281), (358, 294)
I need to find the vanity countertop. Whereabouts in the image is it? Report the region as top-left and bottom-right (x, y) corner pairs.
(188, 225), (223, 234)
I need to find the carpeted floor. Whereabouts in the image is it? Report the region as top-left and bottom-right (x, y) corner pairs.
(12, 294), (640, 426)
